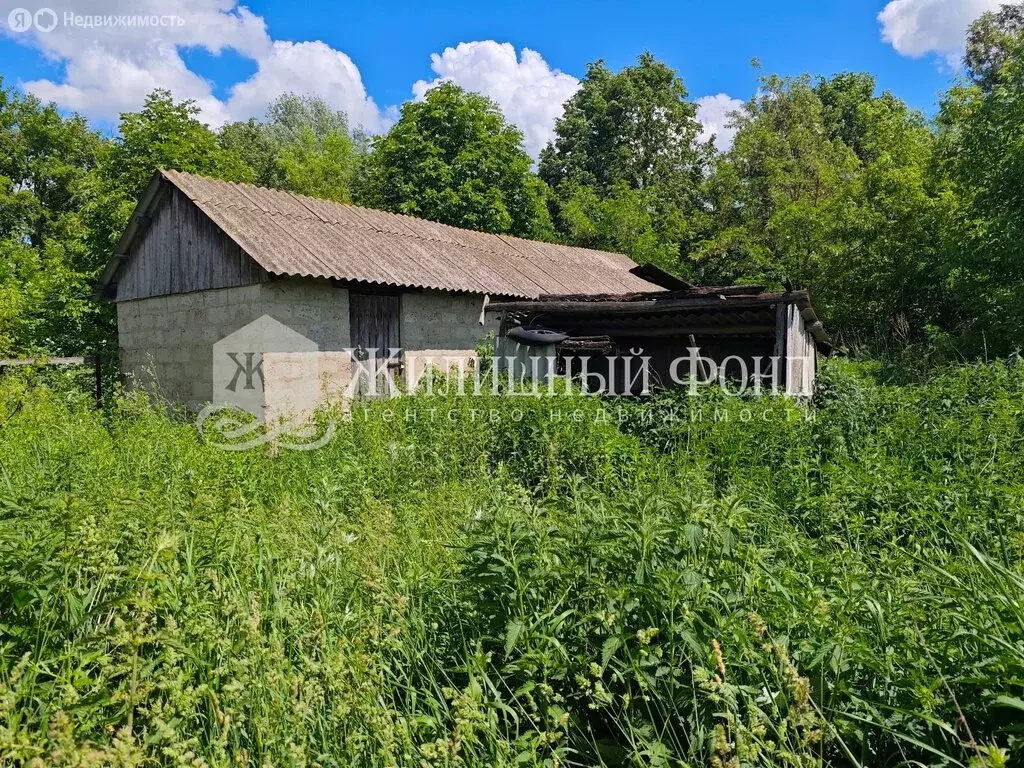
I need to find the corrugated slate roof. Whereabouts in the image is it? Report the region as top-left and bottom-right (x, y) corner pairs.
(104, 169), (660, 299)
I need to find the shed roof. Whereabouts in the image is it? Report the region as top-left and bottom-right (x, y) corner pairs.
(488, 286), (832, 351)
(98, 170), (661, 299)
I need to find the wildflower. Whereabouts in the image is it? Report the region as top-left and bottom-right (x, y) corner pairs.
(712, 639), (726, 680)
(636, 627), (659, 645)
(747, 611), (768, 637)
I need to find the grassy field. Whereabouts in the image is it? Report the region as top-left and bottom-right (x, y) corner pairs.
(0, 360), (1022, 767)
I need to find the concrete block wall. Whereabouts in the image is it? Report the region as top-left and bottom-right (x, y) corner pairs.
(400, 290), (498, 385)
(118, 280), (350, 410)
(118, 281), (497, 409)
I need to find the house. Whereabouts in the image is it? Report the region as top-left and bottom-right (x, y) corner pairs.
(97, 169), (661, 408)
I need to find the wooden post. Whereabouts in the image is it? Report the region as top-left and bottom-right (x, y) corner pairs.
(94, 354), (103, 409)
(774, 302), (787, 394)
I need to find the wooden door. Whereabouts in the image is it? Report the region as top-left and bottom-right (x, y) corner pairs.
(349, 293), (400, 394)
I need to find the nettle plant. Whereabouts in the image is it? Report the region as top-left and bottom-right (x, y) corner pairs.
(0, 359), (1021, 766)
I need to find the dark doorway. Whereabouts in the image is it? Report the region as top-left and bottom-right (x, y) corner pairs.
(349, 292), (401, 394)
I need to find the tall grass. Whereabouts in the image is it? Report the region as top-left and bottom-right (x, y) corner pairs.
(0, 359), (1021, 766)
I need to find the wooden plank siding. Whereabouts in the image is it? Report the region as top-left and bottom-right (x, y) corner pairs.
(349, 292), (401, 396)
(115, 185), (268, 301)
(349, 293), (400, 357)
(784, 303), (817, 397)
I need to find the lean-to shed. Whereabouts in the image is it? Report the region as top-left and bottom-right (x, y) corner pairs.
(487, 286), (831, 396)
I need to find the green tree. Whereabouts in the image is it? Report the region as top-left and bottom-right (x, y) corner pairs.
(554, 182), (688, 267)
(103, 89), (251, 202)
(539, 52), (708, 198)
(936, 24), (1024, 354)
(355, 83), (552, 238)
(0, 80), (102, 355)
(218, 118), (278, 187)
(696, 75), (858, 286)
(276, 127), (355, 202)
(219, 93), (364, 200)
(695, 73), (943, 346)
(965, 2), (1024, 91)
(816, 71), (886, 160)
(539, 53), (710, 270)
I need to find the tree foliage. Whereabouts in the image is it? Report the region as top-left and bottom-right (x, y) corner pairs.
(965, 3), (1024, 90)
(539, 52), (708, 197)
(540, 53), (710, 270)
(936, 23), (1024, 355)
(0, 80), (101, 355)
(694, 73), (947, 347)
(219, 93), (364, 201)
(356, 83), (551, 238)
(105, 90), (251, 202)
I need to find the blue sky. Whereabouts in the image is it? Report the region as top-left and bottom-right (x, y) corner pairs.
(239, 0), (954, 112)
(0, 0), (995, 155)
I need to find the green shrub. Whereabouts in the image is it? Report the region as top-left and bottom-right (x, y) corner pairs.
(0, 362), (1022, 766)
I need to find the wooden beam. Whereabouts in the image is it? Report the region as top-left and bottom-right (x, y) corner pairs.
(774, 302), (788, 391)
(492, 299), (659, 313)
(687, 284), (767, 297)
(561, 324), (776, 338)
(488, 291), (807, 317)
(628, 262), (694, 290)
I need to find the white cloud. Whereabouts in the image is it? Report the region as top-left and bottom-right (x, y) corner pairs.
(7, 0), (387, 131)
(696, 93), (743, 152)
(878, 0), (1002, 65)
(223, 41), (385, 132)
(412, 41), (580, 159)
(7, 9), (741, 160)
